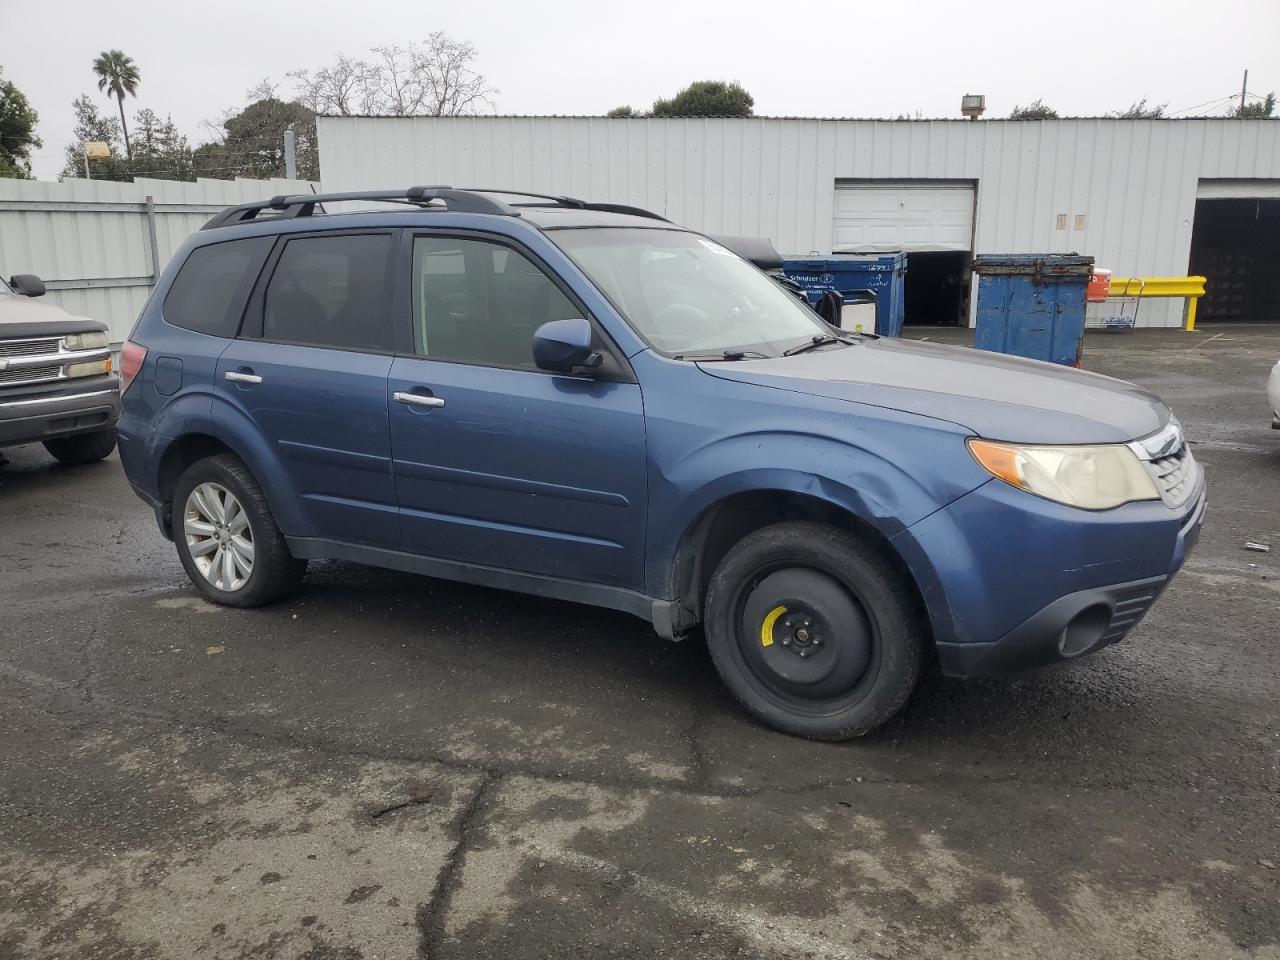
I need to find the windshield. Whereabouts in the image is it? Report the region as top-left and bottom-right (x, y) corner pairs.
(552, 228), (838, 359)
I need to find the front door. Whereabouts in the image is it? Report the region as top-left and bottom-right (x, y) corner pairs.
(388, 232), (647, 589)
(215, 230), (399, 548)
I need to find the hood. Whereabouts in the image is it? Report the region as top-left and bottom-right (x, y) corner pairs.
(698, 336), (1169, 444)
(0, 292), (104, 337)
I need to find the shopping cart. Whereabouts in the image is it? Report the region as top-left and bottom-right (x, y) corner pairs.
(1086, 277), (1143, 332)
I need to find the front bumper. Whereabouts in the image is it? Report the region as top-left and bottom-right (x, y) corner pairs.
(0, 376), (120, 448)
(937, 574), (1170, 676)
(894, 466), (1206, 679)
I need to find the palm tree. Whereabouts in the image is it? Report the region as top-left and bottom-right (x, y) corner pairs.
(92, 50), (141, 158)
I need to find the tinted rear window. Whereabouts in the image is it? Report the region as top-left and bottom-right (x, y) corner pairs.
(164, 237), (273, 337)
(262, 234), (394, 352)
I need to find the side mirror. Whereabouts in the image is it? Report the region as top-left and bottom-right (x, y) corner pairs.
(9, 274), (46, 298)
(815, 289), (843, 325)
(533, 318), (601, 374)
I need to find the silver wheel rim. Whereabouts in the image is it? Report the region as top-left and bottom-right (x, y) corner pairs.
(184, 482), (253, 592)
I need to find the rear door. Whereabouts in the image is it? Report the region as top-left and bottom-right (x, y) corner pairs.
(215, 230), (400, 548)
(387, 231), (648, 589)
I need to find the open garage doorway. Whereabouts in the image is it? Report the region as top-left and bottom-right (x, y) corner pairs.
(1189, 196), (1280, 322)
(832, 181), (975, 326)
(903, 252), (969, 326)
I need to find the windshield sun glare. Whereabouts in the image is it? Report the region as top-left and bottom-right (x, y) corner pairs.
(552, 228), (841, 359)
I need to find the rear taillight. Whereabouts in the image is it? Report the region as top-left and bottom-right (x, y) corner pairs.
(120, 340), (147, 394)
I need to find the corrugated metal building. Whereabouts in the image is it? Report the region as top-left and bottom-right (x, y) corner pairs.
(1, 176), (319, 342)
(318, 116), (1280, 329)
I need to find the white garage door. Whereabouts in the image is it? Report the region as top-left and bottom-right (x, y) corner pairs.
(833, 181), (975, 253)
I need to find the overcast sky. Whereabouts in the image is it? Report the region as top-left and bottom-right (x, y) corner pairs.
(5, 0), (1278, 180)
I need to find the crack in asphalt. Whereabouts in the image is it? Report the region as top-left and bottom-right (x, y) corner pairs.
(416, 772), (502, 958)
(72, 623), (101, 705)
(685, 697), (709, 789)
(1, 656), (1272, 805)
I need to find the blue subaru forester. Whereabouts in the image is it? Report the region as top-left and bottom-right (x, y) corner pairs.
(117, 187), (1206, 740)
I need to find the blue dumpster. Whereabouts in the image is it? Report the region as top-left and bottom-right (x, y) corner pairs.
(782, 253), (907, 337)
(972, 255), (1094, 366)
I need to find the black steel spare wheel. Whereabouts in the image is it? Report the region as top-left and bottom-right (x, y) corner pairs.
(705, 521), (925, 740)
(741, 569), (873, 698)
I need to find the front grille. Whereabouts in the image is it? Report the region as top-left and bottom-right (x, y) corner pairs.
(0, 363), (62, 386)
(0, 337), (61, 359)
(1148, 444), (1197, 508)
(1100, 580), (1163, 644)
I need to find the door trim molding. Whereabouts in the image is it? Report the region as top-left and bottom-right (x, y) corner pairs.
(285, 536), (680, 633)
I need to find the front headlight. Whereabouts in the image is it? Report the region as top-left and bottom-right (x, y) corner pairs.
(62, 331), (109, 351)
(968, 438), (1160, 510)
(65, 357), (113, 379)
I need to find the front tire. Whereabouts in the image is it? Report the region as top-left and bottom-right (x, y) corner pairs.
(704, 521), (925, 741)
(43, 428), (117, 465)
(173, 454), (305, 608)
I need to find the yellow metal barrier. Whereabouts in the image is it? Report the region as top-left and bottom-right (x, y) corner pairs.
(1106, 276), (1207, 331)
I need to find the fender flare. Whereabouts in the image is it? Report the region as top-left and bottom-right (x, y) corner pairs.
(648, 430), (949, 603)
(155, 396), (309, 538)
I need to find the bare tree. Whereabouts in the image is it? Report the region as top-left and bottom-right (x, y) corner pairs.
(288, 35), (496, 118)
(366, 45), (423, 116)
(289, 55), (381, 116)
(412, 32), (496, 116)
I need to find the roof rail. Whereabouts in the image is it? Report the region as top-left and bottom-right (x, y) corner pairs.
(461, 188), (670, 222)
(582, 202), (670, 223)
(468, 185), (675, 221)
(201, 185), (670, 231)
(201, 186), (518, 230)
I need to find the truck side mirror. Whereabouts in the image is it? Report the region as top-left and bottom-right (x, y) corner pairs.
(9, 274), (46, 298)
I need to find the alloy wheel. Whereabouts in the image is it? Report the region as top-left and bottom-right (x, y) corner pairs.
(184, 482), (254, 592)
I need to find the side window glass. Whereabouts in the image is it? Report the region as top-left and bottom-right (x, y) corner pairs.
(263, 234), (394, 351)
(411, 236), (581, 370)
(164, 236), (273, 337)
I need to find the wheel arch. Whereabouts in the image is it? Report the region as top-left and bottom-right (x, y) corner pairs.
(659, 484), (931, 640)
(154, 405), (304, 538)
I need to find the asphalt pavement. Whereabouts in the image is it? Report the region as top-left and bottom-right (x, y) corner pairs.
(1, 325), (1277, 959)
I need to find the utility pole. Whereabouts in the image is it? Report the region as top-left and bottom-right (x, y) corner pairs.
(283, 127), (297, 180)
(1240, 69), (1248, 114)
(83, 144), (91, 180)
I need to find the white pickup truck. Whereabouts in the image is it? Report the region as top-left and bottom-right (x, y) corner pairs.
(0, 273), (120, 465)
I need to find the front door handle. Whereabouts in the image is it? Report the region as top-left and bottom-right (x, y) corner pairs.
(394, 391), (445, 408)
(225, 371), (263, 384)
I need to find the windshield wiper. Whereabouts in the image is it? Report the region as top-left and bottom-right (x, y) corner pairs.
(674, 349), (771, 361)
(783, 334), (847, 356)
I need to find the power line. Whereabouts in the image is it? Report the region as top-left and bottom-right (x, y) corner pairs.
(1165, 93), (1240, 116)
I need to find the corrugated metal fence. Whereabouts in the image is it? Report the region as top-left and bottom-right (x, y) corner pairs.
(0, 176), (319, 343)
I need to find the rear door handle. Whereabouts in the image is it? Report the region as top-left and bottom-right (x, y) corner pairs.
(225, 371), (263, 384)
(394, 391), (445, 408)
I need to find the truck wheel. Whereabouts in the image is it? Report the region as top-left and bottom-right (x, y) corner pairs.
(173, 454), (305, 608)
(43, 428), (117, 465)
(704, 521), (925, 741)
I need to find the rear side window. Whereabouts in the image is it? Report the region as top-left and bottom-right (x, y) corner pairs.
(164, 237), (273, 337)
(262, 234), (394, 352)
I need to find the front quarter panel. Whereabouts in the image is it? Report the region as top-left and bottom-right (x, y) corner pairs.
(637, 352), (989, 598)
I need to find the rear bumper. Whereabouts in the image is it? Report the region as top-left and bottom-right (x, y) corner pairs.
(0, 377), (120, 448)
(116, 426), (172, 538)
